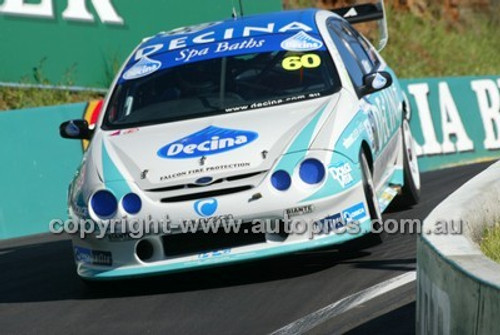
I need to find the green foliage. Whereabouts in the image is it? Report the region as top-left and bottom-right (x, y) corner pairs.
(0, 86), (103, 111)
(0, 58), (104, 111)
(286, 0), (316, 8)
(481, 223), (500, 264)
(383, 8), (500, 78)
(288, 2), (500, 78)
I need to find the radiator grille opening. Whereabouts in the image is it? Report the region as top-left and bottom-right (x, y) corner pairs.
(146, 171), (267, 193)
(162, 222), (265, 257)
(160, 185), (252, 203)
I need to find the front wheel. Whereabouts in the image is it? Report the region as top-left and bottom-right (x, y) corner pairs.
(399, 119), (421, 207)
(360, 151), (384, 243)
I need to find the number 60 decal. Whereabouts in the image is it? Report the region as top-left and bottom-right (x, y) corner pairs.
(282, 54), (322, 71)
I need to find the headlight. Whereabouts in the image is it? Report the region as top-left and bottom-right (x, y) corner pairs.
(90, 190), (118, 218)
(122, 193), (142, 214)
(271, 170), (291, 191)
(299, 158), (325, 185)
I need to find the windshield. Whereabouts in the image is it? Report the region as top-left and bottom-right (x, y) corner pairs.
(103, 50), (340, 129)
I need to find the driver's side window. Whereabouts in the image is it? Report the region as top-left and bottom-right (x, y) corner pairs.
(327, 19), (377, 93)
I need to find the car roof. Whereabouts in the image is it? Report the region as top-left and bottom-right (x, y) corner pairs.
(140, 9), (323, 51)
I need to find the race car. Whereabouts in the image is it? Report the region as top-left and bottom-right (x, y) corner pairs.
(59, 1), (420, 280)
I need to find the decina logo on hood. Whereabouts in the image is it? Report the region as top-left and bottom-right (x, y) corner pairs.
(157, 126), (258, 159)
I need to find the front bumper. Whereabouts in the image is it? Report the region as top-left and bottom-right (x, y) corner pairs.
(72, 178), (373, 280)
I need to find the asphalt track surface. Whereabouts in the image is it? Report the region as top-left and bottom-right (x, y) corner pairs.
(0, 161), (494, 335)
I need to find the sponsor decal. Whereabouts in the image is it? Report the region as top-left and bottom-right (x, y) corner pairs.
(378, 188), (399, 210)
(329, 162), (354, 188)
(188, 214), (234, 226)
(342, 123), (365, 149)
(280, 31), (323, 52)
(118, 21), (323, 83)
(198, 248), (231, 259)
(366, 111), (379, 151)
(148, 21), (315, 53)
(285, 204), (314, 218)
(74, 246), (112, 266)
(342, 202), (367, 224)
(314, 213), (344, 234)
(108, 128), (140, 137)
(159, 162), (251, 181)
(364, 87), (401, 153)
(282, 53), (321, 71)
(194, 198), (218, 217)
(123, 128), (140, 135)
(175, 38), (265, 63)
(157, 126), (258, 159)
(122, 56), (161, 80)
(224, 92), (321, 113)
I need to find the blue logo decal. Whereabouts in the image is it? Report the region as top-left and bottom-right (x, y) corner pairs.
(342, 203), (367, 224)
(74, 246), (112, 266)
(74, 246), (92, 264)
(122, 56), (161, 80)
(198, 248), (231, 259)
(158, 126), (258, 159)
(194, 198), (218, 217)
(280, 31), (323, 51)
(315, 213), (344, 233)
(195, 176), (214, 185)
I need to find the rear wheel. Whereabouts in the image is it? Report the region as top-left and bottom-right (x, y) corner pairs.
(399, 119), (421, 207)
(359, 151), (384, 244)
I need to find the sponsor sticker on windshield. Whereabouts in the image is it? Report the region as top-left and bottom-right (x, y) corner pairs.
(122, 57), (162, 80)
(119, 21), (326, 83)
(280, 31), (324, 52)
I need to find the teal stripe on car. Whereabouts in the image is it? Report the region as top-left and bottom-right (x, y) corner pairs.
(102, 141), (130, 199)
(274, 102), (329, 174)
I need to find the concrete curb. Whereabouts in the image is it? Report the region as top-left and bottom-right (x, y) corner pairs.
(417, 160), (500, 334)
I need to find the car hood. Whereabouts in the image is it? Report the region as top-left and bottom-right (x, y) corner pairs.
(97, 94), (340, 190)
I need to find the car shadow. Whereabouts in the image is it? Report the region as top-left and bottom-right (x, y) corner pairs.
(0, 233), (407, 304)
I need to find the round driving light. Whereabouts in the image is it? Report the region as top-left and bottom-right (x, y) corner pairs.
(299, 159), (325, 184)
(122, 193), (142, 214)
(90, 190), (118, 218)
(271, 170), (291, 191)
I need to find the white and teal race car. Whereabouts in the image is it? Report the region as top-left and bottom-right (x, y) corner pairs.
(60, 1), (420, 280)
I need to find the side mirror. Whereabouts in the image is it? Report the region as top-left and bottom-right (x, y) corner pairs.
(361, 71), (393, 96)
(59, 119), (92, 140)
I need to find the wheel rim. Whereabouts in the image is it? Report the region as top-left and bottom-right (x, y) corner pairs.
(403, 120), (421, 190)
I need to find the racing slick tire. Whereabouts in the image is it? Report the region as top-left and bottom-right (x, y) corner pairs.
(360, 150), (385, 244)
(398, 118), (421, 207)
